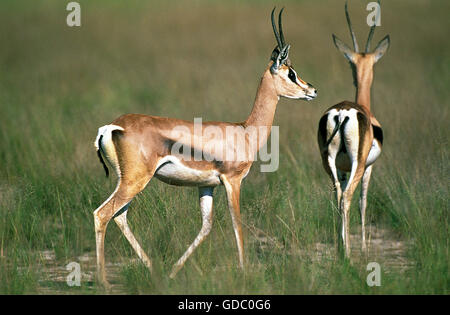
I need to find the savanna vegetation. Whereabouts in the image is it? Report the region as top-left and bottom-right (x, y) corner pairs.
(0, 0), (448, 294)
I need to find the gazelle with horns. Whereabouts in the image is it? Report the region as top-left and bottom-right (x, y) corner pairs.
(317, 1), (389, 257)
(93, 8), (316, 286)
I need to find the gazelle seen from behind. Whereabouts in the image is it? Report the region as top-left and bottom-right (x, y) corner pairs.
(93, 8), (316, 287)
(317, 2), (389, 257)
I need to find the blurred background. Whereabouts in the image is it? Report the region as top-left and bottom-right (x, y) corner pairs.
(0, 0), (448, 294)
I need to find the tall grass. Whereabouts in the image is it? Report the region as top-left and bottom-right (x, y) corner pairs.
(0, 0), (448, 294)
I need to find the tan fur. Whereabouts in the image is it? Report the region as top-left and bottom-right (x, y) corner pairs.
(94, 59), (315, 286)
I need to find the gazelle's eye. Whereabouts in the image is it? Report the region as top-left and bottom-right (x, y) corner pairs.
(288, 69), (296, 83)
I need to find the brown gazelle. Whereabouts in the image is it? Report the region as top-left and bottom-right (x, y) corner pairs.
(93, 8), (316, 286)
(317, 2), (389, 257)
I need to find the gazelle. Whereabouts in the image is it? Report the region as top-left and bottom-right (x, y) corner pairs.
(317, 2), (389, 257)
(93, 8), (316, 286)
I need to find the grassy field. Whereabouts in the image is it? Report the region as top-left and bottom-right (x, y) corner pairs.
(0, 0), (448, 294)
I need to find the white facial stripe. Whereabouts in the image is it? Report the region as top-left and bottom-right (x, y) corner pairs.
(289, 68), (309, 89)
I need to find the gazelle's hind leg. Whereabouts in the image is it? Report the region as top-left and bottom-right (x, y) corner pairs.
(340, 113), (369, 258)
(340, 160), (367, 258)
(359, 165), (373, 252)
(94, 181), (133, 287)
(170, 187), (214, 278)
(93, 174), (152, 287)
(322, 111), (344, 206)
(328, 156), (343, 207)
(114, 204), (152, 272)
(221, 175), (244, 269)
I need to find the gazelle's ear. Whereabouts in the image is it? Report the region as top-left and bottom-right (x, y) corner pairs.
(280, 44), (290, 62)
(373, 35), (390, 63)
(270, 44), (290, 74)
(270, 53), (281, 74)
(333, 34), (356, 63)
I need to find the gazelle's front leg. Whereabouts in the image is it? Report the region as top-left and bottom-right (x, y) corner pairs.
(359, 165), (373, 252)
(170, 187), (214, 278)
(220, 175), (244, 269)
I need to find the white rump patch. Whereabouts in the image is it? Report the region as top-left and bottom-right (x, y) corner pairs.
(325, 108), (360, 173)
(94, 124), (124, 150)
(95, 124), (124, 176)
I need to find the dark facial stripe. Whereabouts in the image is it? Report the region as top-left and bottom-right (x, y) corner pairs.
(288, 68), (296, 83)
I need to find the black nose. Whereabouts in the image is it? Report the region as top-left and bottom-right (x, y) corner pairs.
(307, 83), (317, 94)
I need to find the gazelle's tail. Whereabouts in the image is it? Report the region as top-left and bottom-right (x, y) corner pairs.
(325, 115), (349, 147)
(94, 125), (124, 178)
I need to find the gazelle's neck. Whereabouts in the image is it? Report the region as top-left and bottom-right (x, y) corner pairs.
(243, 67), (279, 133)
(355, 66), (373, 110)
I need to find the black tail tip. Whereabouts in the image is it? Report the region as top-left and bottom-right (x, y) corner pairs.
(96, 135), (110, 178)
(97, 149), (109, 177)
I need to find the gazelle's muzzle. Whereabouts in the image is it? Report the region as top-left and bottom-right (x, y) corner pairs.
(305, 83), (317, 100)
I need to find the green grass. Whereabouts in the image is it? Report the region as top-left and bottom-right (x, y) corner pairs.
(0, 0), (448, 294)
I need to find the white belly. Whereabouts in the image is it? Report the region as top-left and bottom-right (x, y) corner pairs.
(366, 139), (381, 166)
(154, 156), (221, 187)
